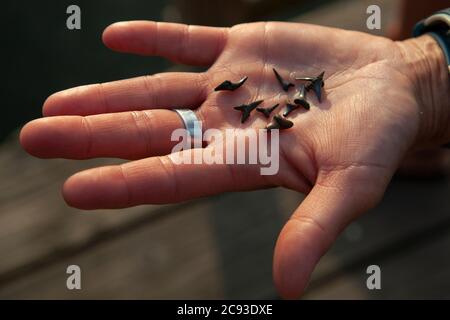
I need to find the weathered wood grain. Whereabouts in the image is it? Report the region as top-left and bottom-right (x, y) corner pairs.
(0, 133), (178, 281)
(1, 165), (449, 299)
(0, 187), (301, 299)
(305, 226), (450, 299)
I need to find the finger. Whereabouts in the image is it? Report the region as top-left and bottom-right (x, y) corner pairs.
(102, 21), (228, 66)
(20, 109), (200, 160)
(62, 150), (269, 210)
(273, 166), (391, 299)
(43, 72), (209, 117)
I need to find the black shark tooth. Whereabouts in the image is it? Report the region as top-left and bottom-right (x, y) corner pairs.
(295, 71), (325, 102)
(273, 68), (294, 92)
(234, 100), (264, 123)
(295, 71), (325, 83)
(306, 79), (324, 102)
(214, 76), (248, 91)
(283, 102), (299, 117)
(256, 103), (279, 118)
(293, 84), (310, 110)
(266, 115), (294, 130)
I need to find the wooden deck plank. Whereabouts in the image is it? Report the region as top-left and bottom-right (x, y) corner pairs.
(0, 133), (181, 280)
(305, 226), (450, 299)
(0, 174), (449, 298)
(0, 188), (301, 299)
(310, 177), (450, 283)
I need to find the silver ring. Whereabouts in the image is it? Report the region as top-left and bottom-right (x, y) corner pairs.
(173, 109), (202, 147)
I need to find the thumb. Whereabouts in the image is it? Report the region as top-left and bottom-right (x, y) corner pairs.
(273, 165), (392, 299)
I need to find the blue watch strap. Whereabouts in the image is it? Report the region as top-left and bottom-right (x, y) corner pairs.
(413, 8), (450, 75)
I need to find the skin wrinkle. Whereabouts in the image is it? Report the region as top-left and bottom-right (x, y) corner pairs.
(313, 178), (344, 194)
(278, 167), (312, 195)
(325, 59), (394, 92)
(96, 82), (110, 114)
(213, 59), (262, 74)
(81, 117), (94, 158)
(396, 36), (450, 144)
(252, 65), (266, 103)
(304, 138), (319, 185)
(141, 111), (156, 155)
(411, 40), (436, 129)
(154, 74), (164, 107)
(130, 110), (153, 157)
(195, 108), (208, 138)
(254, 22), (269, 104)
(158, 155), (180, 202)
(316, 164), (390, 208)
(324, 38), (362, 83)
(279, 141), (314, 191)
(154, 21), (160, 57)
(289, 215), (332, 255)
(390, 48), (421, 92)
(179, 24), (191, 64)
(142, 74), (158, 108)
(395, 43), (424, 104)
(193, 72), (211, 106)
(201, 71), (214, 93)
(213, 28), (229, 65)
(330, 177), (384, 215)
(211, 63), (243, 84)
(325, 36), (396, 87)
(118, 164), (133, 207)
(150, 72), (209, 109)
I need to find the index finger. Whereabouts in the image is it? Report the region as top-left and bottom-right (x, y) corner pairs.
(102, 21), (229, 66)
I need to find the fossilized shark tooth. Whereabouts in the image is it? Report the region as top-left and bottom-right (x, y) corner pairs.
(283, 86), (310, 117)
(256, 103), (279, 118)
(273, 68), (294, 92)
(295, 71), (325, 102)
(214, 76), (248, 91)
(234, 100), (264, 123)
(282, 102), (299, 117)
(266, 115), (294, 130)
(292, 84), (310, 110)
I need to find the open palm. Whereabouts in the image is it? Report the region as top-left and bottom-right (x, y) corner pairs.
(21, 21), (423, 298)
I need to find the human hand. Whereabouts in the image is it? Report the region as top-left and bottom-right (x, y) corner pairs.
(20, 21), (450, 298)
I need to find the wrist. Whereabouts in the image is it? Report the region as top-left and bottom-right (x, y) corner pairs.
(396, 34), (450, 147)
